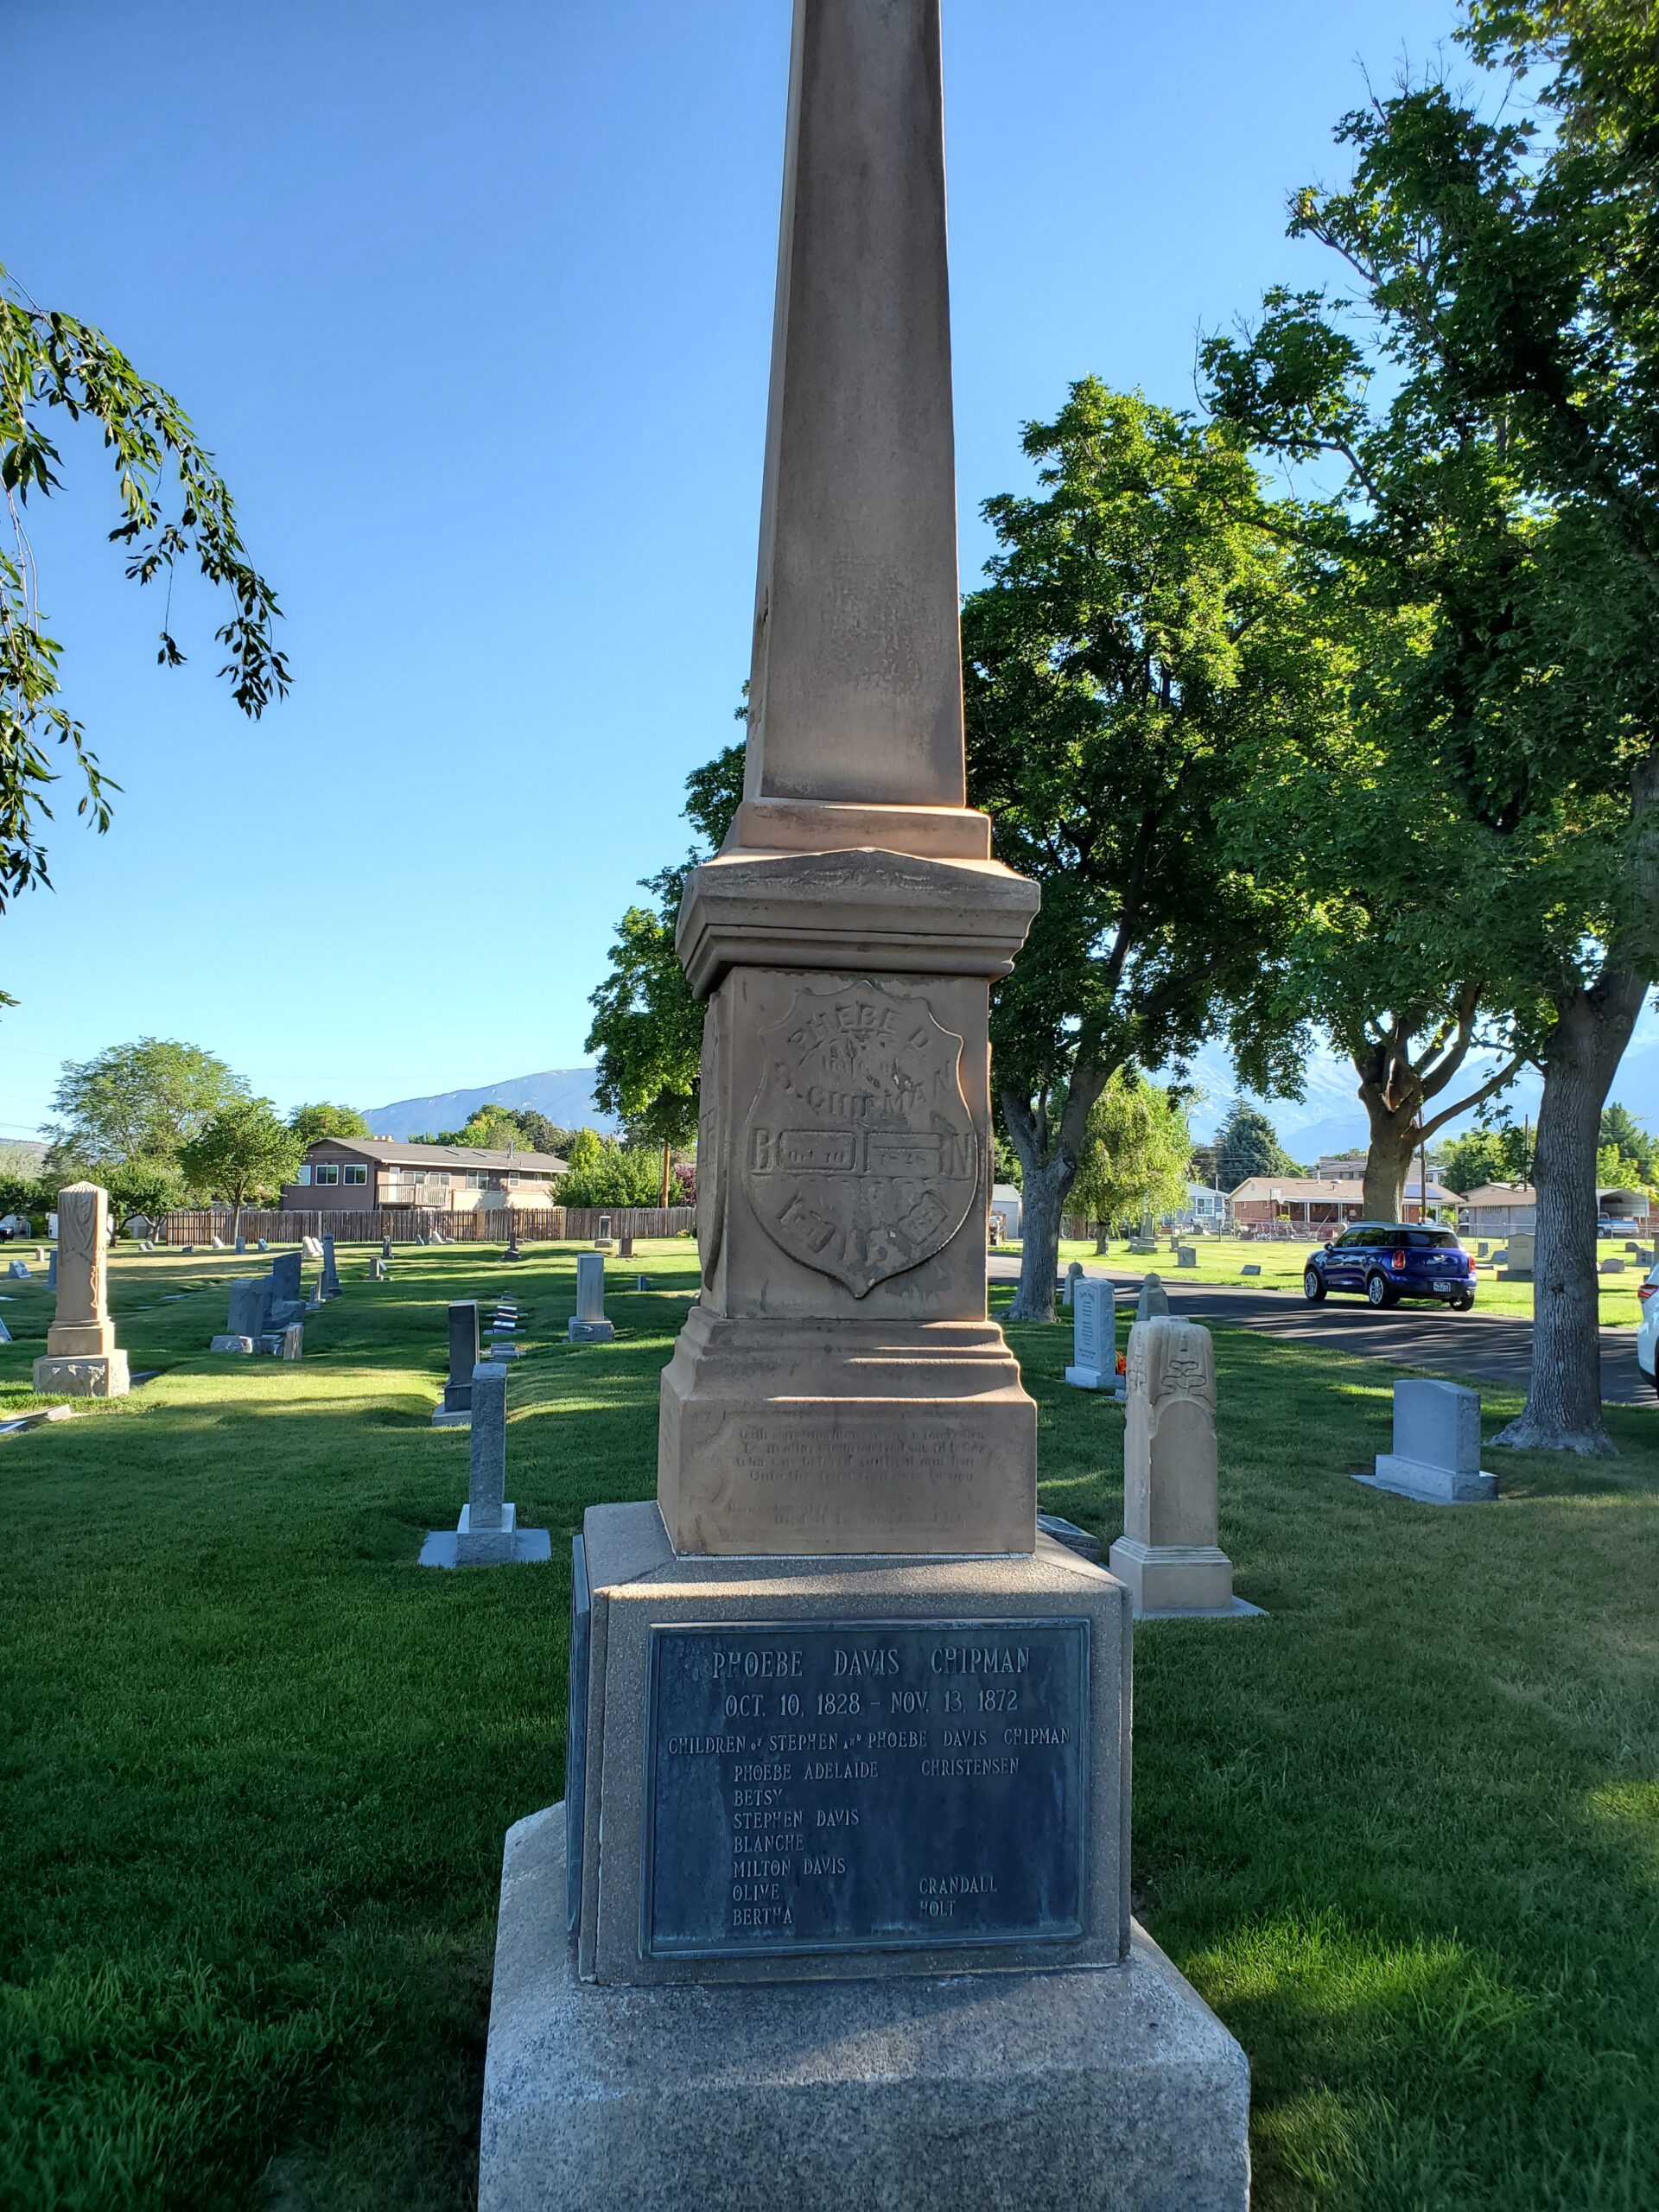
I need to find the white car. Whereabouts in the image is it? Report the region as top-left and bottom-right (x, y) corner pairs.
(1640, 1261), (1658, 1395)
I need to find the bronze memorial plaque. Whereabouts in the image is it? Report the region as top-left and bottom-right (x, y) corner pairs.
(744, 979), (978, 1296)
(643, 1619), (1090, 1958)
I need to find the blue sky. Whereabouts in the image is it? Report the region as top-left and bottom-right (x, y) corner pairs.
(6, 0), (1597, 1141)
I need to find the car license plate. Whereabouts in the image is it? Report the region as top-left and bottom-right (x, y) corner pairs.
(1433, 1279), (1453, 1293)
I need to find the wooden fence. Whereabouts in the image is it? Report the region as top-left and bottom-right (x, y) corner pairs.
(156, 1206), (696, 1246)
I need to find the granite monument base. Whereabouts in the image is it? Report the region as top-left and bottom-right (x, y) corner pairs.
(31, 1351), (130, 1398)
(1356, 1458), (1497, 1506)
(480, 1808), (1250, 2212)
(432, 1402), (472, 1428)
(420, 1505), (554, 1568)
(210, 1335), (256, 1357)
(566, 1319), (615, 1344)
(568, 1503), (1128, 1988)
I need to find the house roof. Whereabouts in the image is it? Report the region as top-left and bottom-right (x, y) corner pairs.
(302, 1137), (568, 1174)
(1460, 1183), (1537, 1208)
(1229, 1175), (1459, 1204)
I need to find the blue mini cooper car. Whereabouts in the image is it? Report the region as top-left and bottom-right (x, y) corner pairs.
(1303, 1223), (1477, 1311)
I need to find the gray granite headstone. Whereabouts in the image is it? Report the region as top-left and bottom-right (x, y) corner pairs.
(382, 1236), (393, 1260)
(0, 1316), (11, 1344)
(226, 1279), (266, 1337)
(1063, 1260), (1084, 1308)
(455, 1362), (516, 1563)
(48, 1251), (56, 1289)
(568, 1251), (615, 1342)
(321, 1234), (340, 1299)
(8, 1260), (29, 1279)
(445, 1301), (480, 1414)
(234, 1234), (247, 1254)
(1135, 1273), (1171, 1322)
(270, 1251), (302, 1306)
(257, 1238), (270, 1253)
(1360, 1378), (1496, 1503)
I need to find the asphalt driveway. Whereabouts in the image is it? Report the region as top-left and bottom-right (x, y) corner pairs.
(988, 1256), (1654, 1407)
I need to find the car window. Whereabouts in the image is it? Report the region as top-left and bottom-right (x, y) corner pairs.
(1403, 1229), (1459, 1249)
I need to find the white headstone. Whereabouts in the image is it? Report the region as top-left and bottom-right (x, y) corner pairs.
(1109, 1317), (1245, 1615)
(1064, 1280), (1116, 1392)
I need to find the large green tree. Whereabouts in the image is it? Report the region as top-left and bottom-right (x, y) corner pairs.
(1193, 1100), (1305, 1190)
(1203, 2), (1659, 1451)
(1068, 1072), (1193, 1251)
(965, 383), (1328, 1319)
(287, 1102), (372, 1147)
(177, 1098), (302, 1243)
(2, 263), (286, 969)
(47, 1039), (247, 1198)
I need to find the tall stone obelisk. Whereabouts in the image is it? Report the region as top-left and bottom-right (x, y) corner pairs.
(478, 10), (1249, 2205)
(659, 0), (1040, 1557)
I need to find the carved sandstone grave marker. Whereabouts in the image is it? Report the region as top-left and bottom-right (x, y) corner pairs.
(32, 1184), (130, 1400)
(1109, 1316), (1259, 1618)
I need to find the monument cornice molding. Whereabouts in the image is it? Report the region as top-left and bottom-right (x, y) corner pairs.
(676, 844), (1039, 997)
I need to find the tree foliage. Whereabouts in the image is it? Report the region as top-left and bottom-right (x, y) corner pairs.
(287, 1102), (372, 1147)
(556, 1128), (680, 1209)
(965, 381), (1332, 1317)
(586, 739), (745, 1164)
(1438, 1121), (1535, 1194)
(177, 1098), (302, 1223)
(1068, 1072), (1193, 1232)
(1, 262), (287, 931)
(1200, 3), (1659, 1449)
(48, 1039), (247, 1191)
(1192, 1100), (1306, 1189)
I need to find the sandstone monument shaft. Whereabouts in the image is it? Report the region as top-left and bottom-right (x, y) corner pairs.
(660, 0), (1041, 1557)
(745, 0), (962, 817)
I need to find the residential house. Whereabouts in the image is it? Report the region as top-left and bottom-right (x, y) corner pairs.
(1458, 1183), (1536, 1239)
(989, 1185), (1022, 1241)
(282, 1138), (568, 1214)
(1230, 1174), (1460, 1236)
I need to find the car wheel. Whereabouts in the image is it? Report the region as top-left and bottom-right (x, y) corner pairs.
(1452, 1292), (1475, 1312)
(1365, 1271), (1396, 1309)
(1304, 1268), (1326, 1303)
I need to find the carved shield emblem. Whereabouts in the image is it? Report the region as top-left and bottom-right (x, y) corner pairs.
(744, 979), (979, 1297)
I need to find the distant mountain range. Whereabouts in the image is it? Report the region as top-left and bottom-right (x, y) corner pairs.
(361, 1069), (619, 1141)
(362, 1010), (1656, 1158)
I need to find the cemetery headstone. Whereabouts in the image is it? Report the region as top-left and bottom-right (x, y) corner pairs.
(1178, 1245), (1198, 1268)
(370, 1256), (389, 1281)
(1036, 1510), (1103, 1562)
(382, 1236), (393, 1260)
(235, 1235), (247, 1254)
(280, 1323), (303, 1361)
(47, 1250), (56, 1289)
(212, 1236), (226, 1249)
(7, 1260), (29, 1279)
(1241, 1262), (1262, 1276)
(210, 1277), (265, 1354)
(302, 1235), (324, 1260)
(594, 1214), (614, 1251)
(258, 1238), (270, 1253)
(1358, 1379), (1496, 1503)
(502, 1224), (524, 1264)
(321, 1234), (340, 1299)
(1600, 1256), (1626, 1274)
(268, 1250), (306, 1324)
(1500, 1231), (1535, 1282)
(1135, 1272), (1171, 1322)
(618, 1233), (635, 1259)
(31, 1184), (130, 1398)
(1477, 1240), (1490, 1257)
(1109, 1316), (1255, 1617)
(420, 1362), (551, 1568)
(566, 1252), (615, 1342)
(635, 1274), (648, 1292)
(483, 12), (1249, 2207)
(434, 1300), (481, 1425)
(1062, 1259), (1084, 1307)
(1064, 1278), (1116, 1392)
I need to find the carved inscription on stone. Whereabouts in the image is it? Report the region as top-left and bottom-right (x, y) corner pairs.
(743, 979), (977, 1296)
(645, 1619), (1088, 1956)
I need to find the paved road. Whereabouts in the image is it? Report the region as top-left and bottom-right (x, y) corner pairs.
(988, 1257), (1654, 1407)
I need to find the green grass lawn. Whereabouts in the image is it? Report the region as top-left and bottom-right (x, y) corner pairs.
(3, 1241), (1657, 2209)
(1007, 1233), (1649, 1326)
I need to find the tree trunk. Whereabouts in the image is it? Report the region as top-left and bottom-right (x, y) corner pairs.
(1011, 1152), (1068, 1322)
(1495, 973), (1649, 1455)
(659, 1143), (672, 1210)
(1094, 1224), (1110, 1255)
(1360, 1116), (1416, 1222)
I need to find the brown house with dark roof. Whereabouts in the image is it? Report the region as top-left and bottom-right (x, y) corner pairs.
(281, 1138), (568, 1214)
